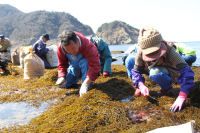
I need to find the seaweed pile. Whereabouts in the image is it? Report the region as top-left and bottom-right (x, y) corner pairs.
(0, 65), (200, 132)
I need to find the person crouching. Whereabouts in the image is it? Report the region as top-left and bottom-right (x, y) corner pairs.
(131, 26), (194, 112)
(90, 35), (112, 77)
(56, 31), (100, 96)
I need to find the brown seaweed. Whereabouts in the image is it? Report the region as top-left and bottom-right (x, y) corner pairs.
(0, 65), (199, 132)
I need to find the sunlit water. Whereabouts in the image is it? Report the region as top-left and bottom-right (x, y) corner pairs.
(121, 96), (135, 103)
(109, 44), (132, 65)
(109, 41), (200, 66)
(0, 102), (50, 129)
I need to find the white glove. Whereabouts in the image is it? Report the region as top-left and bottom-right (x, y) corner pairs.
(56, 77), (65, 85)
(79, 83), (89, 97)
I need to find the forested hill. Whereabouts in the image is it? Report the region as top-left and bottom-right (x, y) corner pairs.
(0, 4), (94, 46)
(0, 4), (139, 46)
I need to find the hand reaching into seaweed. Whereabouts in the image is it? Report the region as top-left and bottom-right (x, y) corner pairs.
(170, 91), (187, 112)
(136, 82), (149, 97)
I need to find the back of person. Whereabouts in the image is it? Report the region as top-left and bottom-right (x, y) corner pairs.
(90, 35), (111, 55)
(174, 42), (196, 56)
(90, 35), (112, 77)
(122, 44), (139, 78)
(32, 34), (51, 69)
(0, 35), (11, 74)
(0, 35), (11, 60)
(173, 42), (196, 66)
(0, 38), (11, 52)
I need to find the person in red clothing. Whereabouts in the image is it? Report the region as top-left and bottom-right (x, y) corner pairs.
(56, 30), (100, 96)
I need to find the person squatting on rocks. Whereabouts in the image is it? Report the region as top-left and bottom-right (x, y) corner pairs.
(32, 34), (52, 69)
(0, 35), (11, 74)
(171, 42), (196, 66)
(90, 35), (112, 77)
(131, 26), (194, 112)
(56, 31), (100, 96)
(122, 44), (139, 78)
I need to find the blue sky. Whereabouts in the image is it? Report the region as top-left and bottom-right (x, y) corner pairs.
(1, 0), (200, 42)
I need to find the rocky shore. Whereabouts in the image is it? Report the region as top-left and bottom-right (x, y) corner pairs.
(0, 65), (199, 132)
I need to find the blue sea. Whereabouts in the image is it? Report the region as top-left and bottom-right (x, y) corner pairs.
(109, 41), (200, 66)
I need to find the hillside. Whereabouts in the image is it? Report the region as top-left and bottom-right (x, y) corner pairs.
(0, 5), (140, 47)
(0, 4), (23, 17)
(0, 4), (94, 46)
(96, 21), (139, 45)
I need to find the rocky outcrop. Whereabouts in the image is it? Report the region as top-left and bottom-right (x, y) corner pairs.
(96, 21), (139, 45)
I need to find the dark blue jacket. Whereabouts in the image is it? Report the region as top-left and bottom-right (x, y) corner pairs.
(32, 39), (51, 68)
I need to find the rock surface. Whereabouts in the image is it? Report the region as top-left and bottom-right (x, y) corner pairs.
(96, 21), (139, 45)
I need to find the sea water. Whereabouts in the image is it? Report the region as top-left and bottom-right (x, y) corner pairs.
(109, 41), (200, 66)
(0, 100), (56, 129)
(183, 41), (200, 66)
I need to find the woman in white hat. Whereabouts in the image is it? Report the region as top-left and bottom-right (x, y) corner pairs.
(131, 26), (194, 112)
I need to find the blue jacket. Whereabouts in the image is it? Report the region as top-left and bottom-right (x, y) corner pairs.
(32, 39), (51, 68)
(90, 36), (112, 73)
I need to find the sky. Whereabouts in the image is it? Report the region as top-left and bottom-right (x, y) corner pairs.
(0, 0), (200, 42)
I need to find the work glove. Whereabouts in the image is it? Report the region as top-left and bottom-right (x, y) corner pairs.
(138, 82), (149, 97)
(103, 72), (109, 77)
(170, 91), (187, 112)
(79, 82), (89, 97)
(56, 77), (65, 88)
(56, 77), (65, 85)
